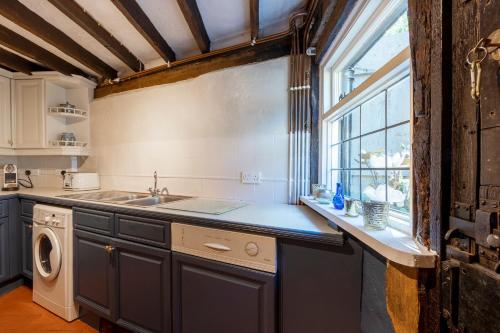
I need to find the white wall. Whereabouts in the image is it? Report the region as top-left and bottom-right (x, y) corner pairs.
(84, 57), (290, 203)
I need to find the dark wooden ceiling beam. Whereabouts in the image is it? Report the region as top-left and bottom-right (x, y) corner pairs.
(95, 34), (290, 98)
(250, 0), (260, 40)
(176, 0), (210, 53)
(0, 1), (116, 78)
(0, 47), (50, 75)
(111, 0), (176, 62)
(48, 0), (143, 72)
(0, 25), (89, 78)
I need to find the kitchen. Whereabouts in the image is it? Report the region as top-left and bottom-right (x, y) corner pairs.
(0, 1), (499, 333)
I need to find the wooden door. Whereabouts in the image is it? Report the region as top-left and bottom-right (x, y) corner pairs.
(74, 229), (115, 320)
(172, 252), (276, 333)
(0, 217), (9, 283)
(21, 217), (32, 279)
(443, 1), (500, 332)
(114, 238), (171, 333)
(14, 79), (45, 148)
(0, 75), (11, 148)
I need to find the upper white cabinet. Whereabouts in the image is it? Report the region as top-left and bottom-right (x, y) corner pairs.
(14, 79), (45, 149)
(3, 72), (96, 156)
(0, 75), (12, 149)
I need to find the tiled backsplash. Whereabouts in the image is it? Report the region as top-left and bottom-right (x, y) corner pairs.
(86, 57), (290, 203)
(1, 57), (290, 203)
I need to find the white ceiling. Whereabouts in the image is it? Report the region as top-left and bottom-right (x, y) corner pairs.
(0, 0), (307, 77)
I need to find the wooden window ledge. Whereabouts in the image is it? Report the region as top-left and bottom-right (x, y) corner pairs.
(300, 197), (436, 268)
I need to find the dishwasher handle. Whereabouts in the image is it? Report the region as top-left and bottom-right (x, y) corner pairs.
(203, 243), (232, 252)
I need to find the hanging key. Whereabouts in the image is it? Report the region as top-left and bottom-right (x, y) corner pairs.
(466, 41), (488, 103)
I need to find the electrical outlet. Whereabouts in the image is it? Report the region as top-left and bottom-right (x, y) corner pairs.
(241, 172), (262, 184)
(25, 169), (40, 176)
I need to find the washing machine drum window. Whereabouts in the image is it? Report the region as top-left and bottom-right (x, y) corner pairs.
(34, 228), (62, 281)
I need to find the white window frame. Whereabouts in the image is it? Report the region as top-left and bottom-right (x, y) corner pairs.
(319, 0), (413, 234)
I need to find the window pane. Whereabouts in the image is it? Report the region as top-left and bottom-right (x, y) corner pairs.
(344, 11), (409, 92)
(342, 107), (360, 139)
(387, 123), (410, 168)
(360, 131), (386, 169)
(388, 169), (411, 213)
(343, 170), (361, 200)
(387, 76), (410, 126)
(331, 144), (341, 169)
(361, 170), (386, 201)
(361, 92), (385, 134)
(342, 138), (360, 169)
(331, 170), (340, 191)
(330, 119), (341, 145)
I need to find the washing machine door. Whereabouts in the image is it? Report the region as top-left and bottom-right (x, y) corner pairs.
(34, 227), (62, 282)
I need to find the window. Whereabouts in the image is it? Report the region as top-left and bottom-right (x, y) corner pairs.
(320, 0), (412, 232)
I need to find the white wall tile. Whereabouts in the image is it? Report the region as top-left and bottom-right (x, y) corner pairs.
(2, 57), (291, 203)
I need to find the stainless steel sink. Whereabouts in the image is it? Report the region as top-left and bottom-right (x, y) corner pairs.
(57, 191), (150, 203)
(123, 195), (191, 207)
(57, 191), (191, 207)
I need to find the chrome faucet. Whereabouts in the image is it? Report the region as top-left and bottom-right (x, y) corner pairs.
(149, 171), (160, 196)
(148, 171), (169, 196)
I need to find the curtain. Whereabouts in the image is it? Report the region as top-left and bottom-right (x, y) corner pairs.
(288, 19), (311, 204)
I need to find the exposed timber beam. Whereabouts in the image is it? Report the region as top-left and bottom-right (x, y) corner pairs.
(111, 0), (176, 62)
(0, 47), (50, 75)
(0, 0), (116, 78)
(177, 0), (210, 53)
(48, 0), (143, 72)
(315, 0), (357, 62)
(0, 25), (89, 78)
(95, 34), (290, 98)
(250, 0), (260, 40)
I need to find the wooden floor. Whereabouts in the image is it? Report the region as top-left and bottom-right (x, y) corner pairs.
(0, 286), (97, 333)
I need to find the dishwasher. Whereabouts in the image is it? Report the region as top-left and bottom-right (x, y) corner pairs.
(171, 223), (277, 333)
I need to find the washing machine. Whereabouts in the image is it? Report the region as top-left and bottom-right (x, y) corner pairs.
(32, 204), (79, 321)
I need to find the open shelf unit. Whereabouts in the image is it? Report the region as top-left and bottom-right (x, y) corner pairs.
(48, 106), (88, 119)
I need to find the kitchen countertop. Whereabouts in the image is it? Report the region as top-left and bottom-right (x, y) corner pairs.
(0, 188), (343, 246)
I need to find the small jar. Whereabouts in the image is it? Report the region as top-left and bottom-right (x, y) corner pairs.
(361, 201), (389, 230)
(316, 188), (333, 204)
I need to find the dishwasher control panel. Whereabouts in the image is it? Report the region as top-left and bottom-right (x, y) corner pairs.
(171, 223), (277, 273)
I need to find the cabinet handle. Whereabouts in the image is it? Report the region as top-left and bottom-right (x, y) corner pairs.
(203, 243), (231, 252)
(104, 245), (115, 254)
(27, 224), (32, 229)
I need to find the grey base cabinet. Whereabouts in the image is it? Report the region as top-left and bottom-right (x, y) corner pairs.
(0, 199), (22, 284)
(21, 217), (33, 279)
(115, 239), (171, 333)
(0, 216), (9, 283)
(74, 229), (171, 333)
(279, 239), (363, 333)
(74, 230), (115, 320)
(20, 199), (35, 280)
(172, 252), (276, 333)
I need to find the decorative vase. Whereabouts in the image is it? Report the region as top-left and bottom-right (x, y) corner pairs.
(332, 183), (344, 210)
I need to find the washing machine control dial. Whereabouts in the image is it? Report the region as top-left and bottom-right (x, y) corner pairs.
(245, 242), (259, 256)
(44, 216), (51, 224)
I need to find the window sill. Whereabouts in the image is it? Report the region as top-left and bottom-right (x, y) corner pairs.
(300, 197), (436, 268)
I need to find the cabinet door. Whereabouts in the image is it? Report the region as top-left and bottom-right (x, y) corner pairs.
(115, 239), (171, 333)
(0, 76), (12, 148)
(74, 229), (115, 320)
(172, 252), (276, 333)
(0, 217), (9, 283)
(279, 239), (363, 333)
(21, 217), (33, 279)
(14, 79), (45, 148)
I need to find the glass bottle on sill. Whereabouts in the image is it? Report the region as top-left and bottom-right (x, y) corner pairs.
(332, 183), (344, 210)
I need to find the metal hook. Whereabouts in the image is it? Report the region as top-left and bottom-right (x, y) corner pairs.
(466, 44), (488, 65)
